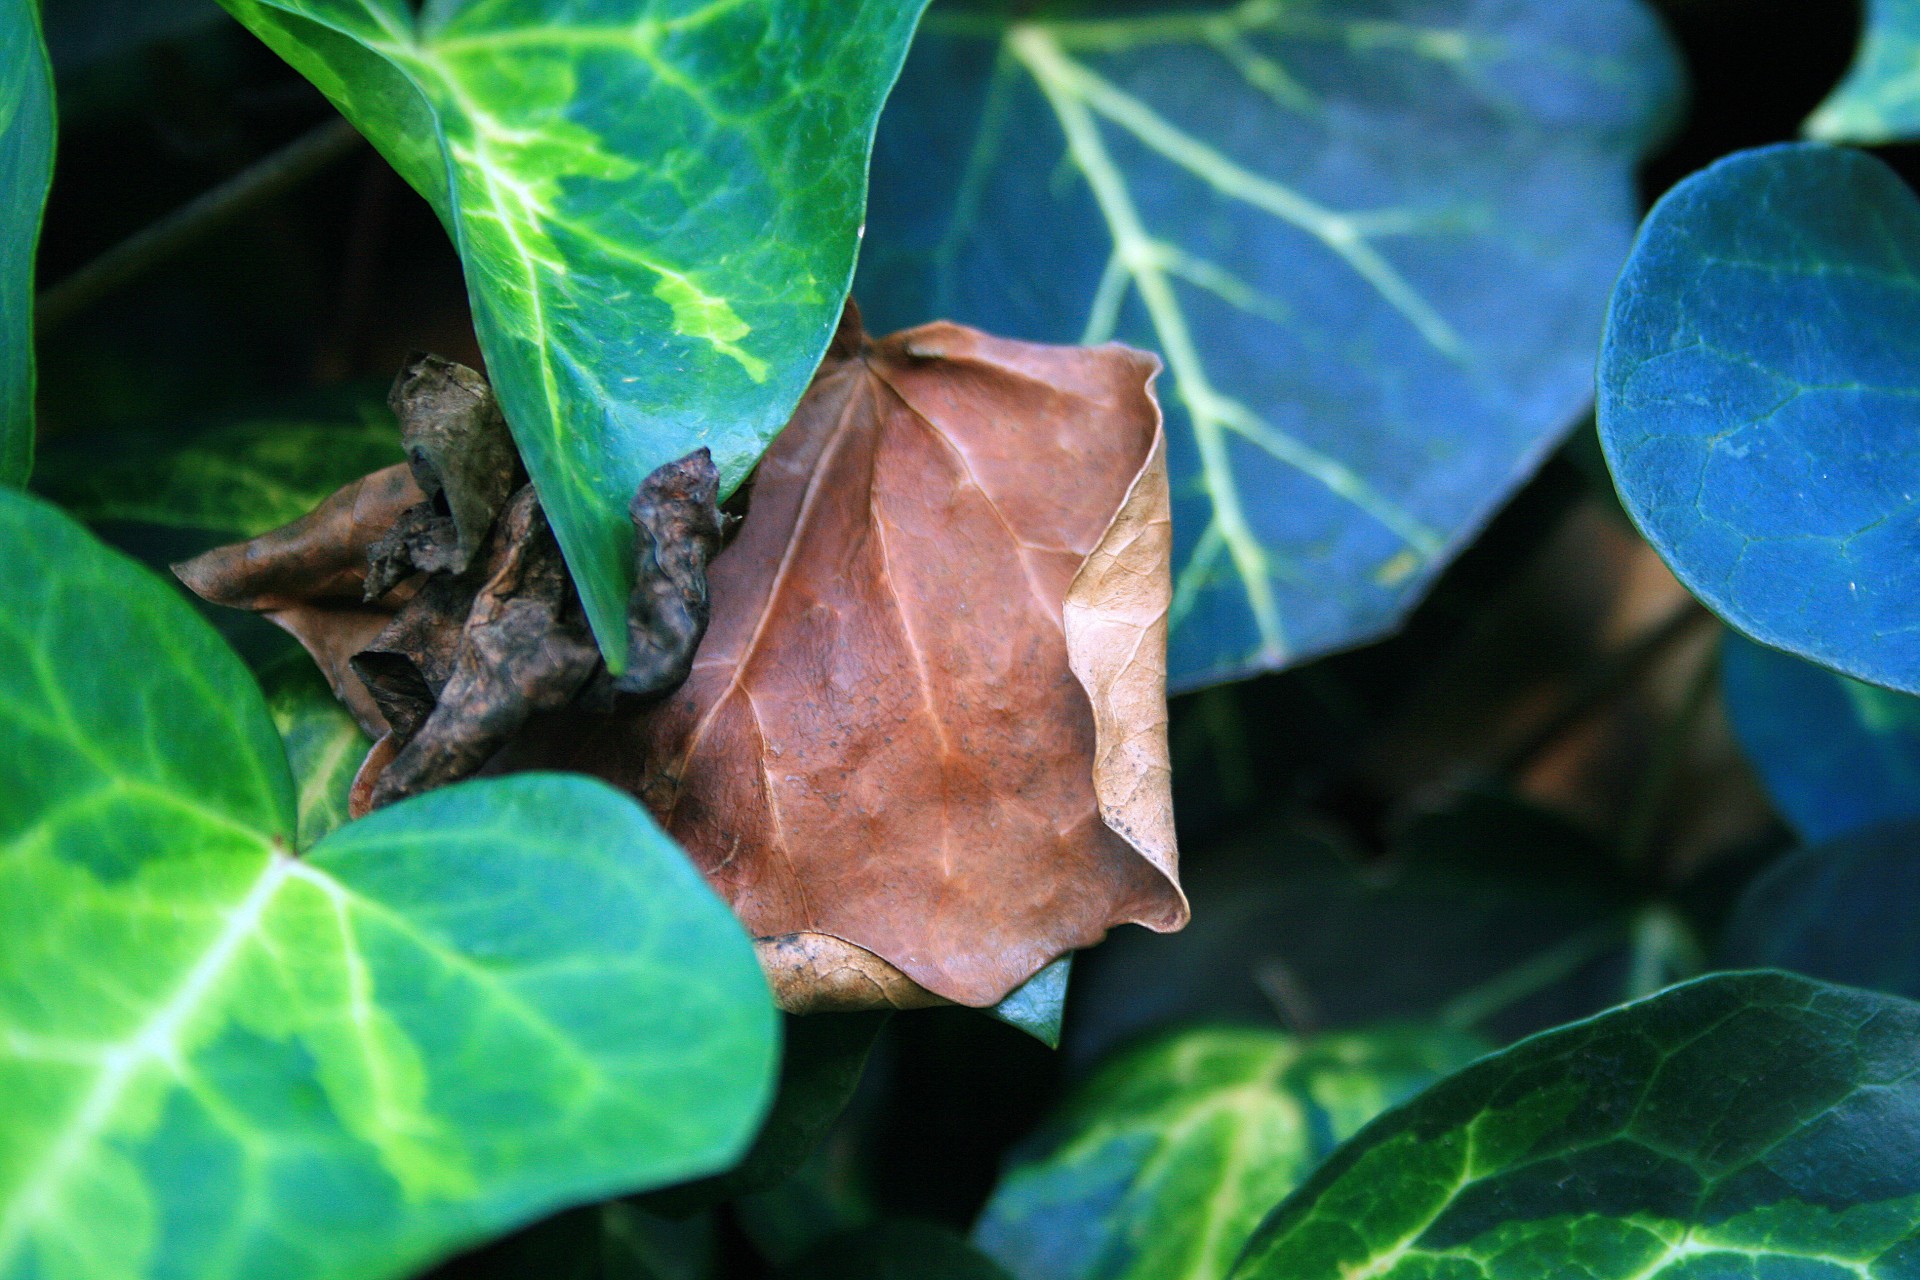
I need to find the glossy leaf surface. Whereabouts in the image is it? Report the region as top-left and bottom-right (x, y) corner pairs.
(858, 0), (1681, 688)
(36, 416), (405, 537)
(0, 0), (52, 485)
(0, 490), (778, 1280)
(216, 0), (928, 665)
(975, 1025), (1485, 1280)
(1233, 972), (1920, 1279)
(1723, 631), (1920, 843)
(1599, 143), (1920, 692)
(1807, 0), (1920, 143)
(1721, 822), (1920, 1001)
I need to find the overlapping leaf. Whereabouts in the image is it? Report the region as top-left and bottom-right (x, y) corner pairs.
(36, 416), (405, 537)
(857, 0), (1681, 688)
(1720, 822), (1920, 1001)
(0, 0), (52, 485)
(1723, 632), (1920, 843)
(1232, 971), (1920, 1280)
(0, 489), (777, 1280)
(1599, 143), (1920, 692)
(1806, 0), (1920, 143)
(216, 0), (929, 666)
(975, 1025), (1485, 1280)
(497, 312), (1186, 1008)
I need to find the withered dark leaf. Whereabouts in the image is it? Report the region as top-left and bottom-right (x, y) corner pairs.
(612, 446), (724, 699)
(497, 308), (1187, 1007)
(359, 485), (600, 810)
(389, 353), (520, 575)
(173, 463), (425, 736)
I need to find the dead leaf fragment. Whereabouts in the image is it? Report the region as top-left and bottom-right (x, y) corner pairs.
(497, 308), (1187, 1006)
(173, 463), (424, 734)
(611, 447), (725, 699)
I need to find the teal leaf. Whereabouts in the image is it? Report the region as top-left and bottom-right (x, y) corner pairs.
(1721, 822), (1920, 1002)
(0, 0), (53, 485)
(1232, 971), (1920, 1280)
(975, 1025), (1486, 1280)
(214, 0), (929, 668)
(0, 488), (778, 1280)
(35, 415), (405, 537)
(261, 654), (372, 845)
(1806, 0), (1920, 143)
(857, 0), (1681, 689)
(780, 1222), (1012, 1280)
(1723, 631), (1920, 843)
(1598, 142), (1920, 693)
(987, 954), (1070, 1048)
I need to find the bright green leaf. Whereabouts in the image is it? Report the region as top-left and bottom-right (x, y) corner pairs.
(1232, 971), (1920, 1280)
(0, 0), (53, 485)
(975, 1025), (1486, 1280)
(35, 415), (405, 537)
(261, 654), (372, 845)
(0, 488), (778, 1280)
(858, 0), (1681, 688)
(214, 0), (928, 668)
(1806, 0), (1920, 143)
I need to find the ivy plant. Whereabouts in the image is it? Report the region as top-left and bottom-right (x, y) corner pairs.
(15, 2), (1920, 1279)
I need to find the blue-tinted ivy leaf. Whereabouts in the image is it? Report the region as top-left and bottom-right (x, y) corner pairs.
(987, 954), (1070, 1048)
(1806, 0), (1920, 143)
(975, 1025), (1486, 1280)
(0, 0), (53, 485)
(1599, 142), (1920, 693)
(215, 0), (928, 669)
(0, 489), (778, 1280)
(1720, 821), (1920, 1002)
(858, 0), (1681, 689)
(1233, 971), (1920, 1279)
(1723, 630), (1920, 843)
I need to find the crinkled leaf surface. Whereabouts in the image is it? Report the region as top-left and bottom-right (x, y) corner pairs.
(1599, 143), (1920, 693)
(0, 0), (52, 485)
(0, 489), (778, 1280)
(498, 314), (1185, 1008)
(1806, 0), (1920, 143)
(857, 0), (1681, 688)
(975, 1025), (1486, 1280)
(1720, 822), (1920, 1002)
(35, 416), (406, 537)
(1232, 971), (1920, 1280)
(262, 655), (373, 845)
(1723, 631), (1920, 843)
(216, 0), (928, 667)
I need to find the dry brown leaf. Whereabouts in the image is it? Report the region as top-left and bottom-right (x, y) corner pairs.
(495, 308), (1186, 1006)
(173, 463), (424, 735)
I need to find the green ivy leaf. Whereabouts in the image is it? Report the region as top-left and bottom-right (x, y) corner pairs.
(857, 0), (1681, 688)
(1806, 0), (1920, 143)
(975, 1025), (1486, 1280)
(261, 655), (372, 845)
(0, 489), (778, 1280)
(1232, 971), (1920, 1279)
(214, 0), (928, 668)
(987, 954), (1070, 1048)
(0, 0), (53, 485)
(35, 415), (405, 537)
